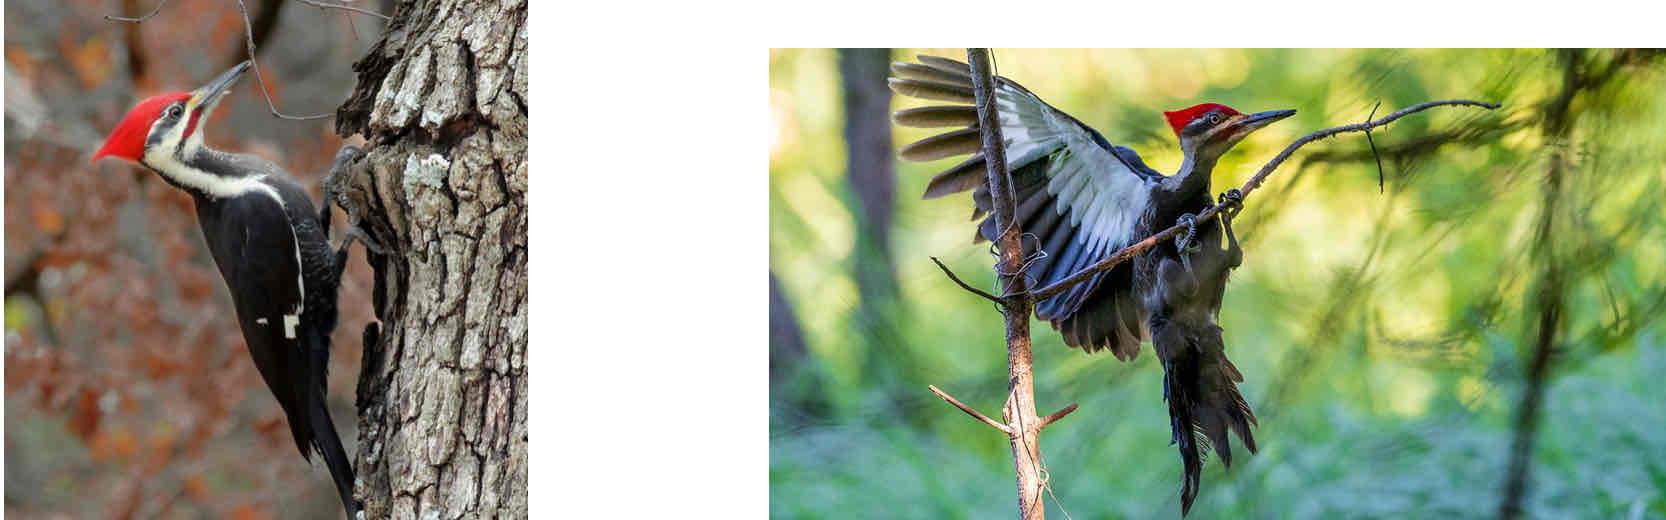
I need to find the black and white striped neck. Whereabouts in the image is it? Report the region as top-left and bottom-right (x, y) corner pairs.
(142, 146), (283, 204)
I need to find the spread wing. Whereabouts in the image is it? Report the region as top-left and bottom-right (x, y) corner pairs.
(891, 55), (1159, 358)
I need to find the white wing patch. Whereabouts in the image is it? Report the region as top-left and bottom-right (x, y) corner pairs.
(992, 81), (1153, 252)
(281, 205), (306, 342)
(256, 318), (269, 325)
(995, 87), (1065, 169)
(283, 313), (300, 340)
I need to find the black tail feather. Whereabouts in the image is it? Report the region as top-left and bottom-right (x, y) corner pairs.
(310, 394), (358, 518)
(1159, 325), (1257, 517)
(304, 326), (357, 518)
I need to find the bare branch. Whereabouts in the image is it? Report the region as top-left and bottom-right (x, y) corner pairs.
(1029, 99), (1502, 302)
(928, 385), (1011, 434)
(227, 0), (284, 70)
(1365, 101), (1385, 193)
(104, 0), (170, 22)
(234, 0), (334, 120)
(1037, 403), (1078, 431)
(294, 0), (392, 20)
(931, 257), (1003, 305)
(968, 47), (1048, 520)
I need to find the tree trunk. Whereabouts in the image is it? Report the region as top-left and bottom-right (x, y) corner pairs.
(330, 0), (529, 518)
(838, 48), (921, 415)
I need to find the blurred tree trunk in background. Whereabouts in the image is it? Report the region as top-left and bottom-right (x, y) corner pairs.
(331, 0), (528, 517)
(770, 272), (809, 385)
(1497, 48), (1664, 519)
(841, 48), (897, 280)
(771, 271), (830, 424)
(839, 48), (920, 413)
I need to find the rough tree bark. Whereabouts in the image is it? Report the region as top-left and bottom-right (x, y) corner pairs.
(329, 0), (529, 518)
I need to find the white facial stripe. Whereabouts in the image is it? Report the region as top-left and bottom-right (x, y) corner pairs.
(140, 93), (269, 202)
(142, 149), (285, 204)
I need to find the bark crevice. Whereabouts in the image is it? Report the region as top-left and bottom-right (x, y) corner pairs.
(333, 0), (528, 517)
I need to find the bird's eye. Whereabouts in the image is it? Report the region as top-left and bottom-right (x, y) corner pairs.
(1207, 113), (1223, 125)
(167, 105), (184, 118)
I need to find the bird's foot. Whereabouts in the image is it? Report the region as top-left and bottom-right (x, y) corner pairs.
(345, 224), (387, 256)
(320, 145), (387, 257)
(1217, 188), (1244, 219)
(1175, 213), (1202, 253)
(322, 145), (365, 212)
(1175, 213), (1201, 273)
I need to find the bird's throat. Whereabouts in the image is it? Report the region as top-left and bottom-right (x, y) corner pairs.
(1168, 152), (1218, 200)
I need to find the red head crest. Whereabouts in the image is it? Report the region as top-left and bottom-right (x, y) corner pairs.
(92, 92), (192, 164)
(1163, 103), (1240, 136)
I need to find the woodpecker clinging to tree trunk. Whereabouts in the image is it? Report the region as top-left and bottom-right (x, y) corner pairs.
(91, 61), (370, 519)
(890, 55), (1293, 516)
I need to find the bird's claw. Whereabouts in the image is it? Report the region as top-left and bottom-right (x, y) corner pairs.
(321, 145), (387, 257)
(1174, 213), (1202, 261)
(323, 145), (365, 209)
(344, 225), (387, 256)
(1219, 188), (1243, 207)
(1217, 188), (1244, 219)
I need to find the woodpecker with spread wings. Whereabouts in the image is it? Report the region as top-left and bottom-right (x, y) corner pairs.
(890, 55), (1294, 515)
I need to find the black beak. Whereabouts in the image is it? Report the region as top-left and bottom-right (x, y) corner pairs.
(193, 61), (250, 109)
(1229, 109), (1296, 134)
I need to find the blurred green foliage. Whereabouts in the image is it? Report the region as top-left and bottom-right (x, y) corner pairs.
(769, 49), (1666, 518)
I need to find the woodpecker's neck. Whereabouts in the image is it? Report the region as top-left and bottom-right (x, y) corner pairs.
(1165, 149), (1218, 199)
(142, 145), (279, 203)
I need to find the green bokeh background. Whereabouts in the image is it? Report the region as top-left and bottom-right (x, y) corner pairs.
(768, 48), (1666, 519)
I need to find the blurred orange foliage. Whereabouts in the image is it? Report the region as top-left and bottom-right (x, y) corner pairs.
(5, 0), (381, 517)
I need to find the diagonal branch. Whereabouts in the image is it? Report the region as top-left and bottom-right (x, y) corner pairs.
(931, 257), (1003, 305)
(294, 0), (392, 20)
(106, 0), (357, 120)
(104, 0), (171, 22)
(928, 385), (1011, 434)
(234, 0), (333, 120)
(1036, 403), (1078, 431)
(1029, 99), (1502, 302)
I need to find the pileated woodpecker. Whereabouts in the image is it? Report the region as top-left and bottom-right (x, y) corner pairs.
(890, 56), (1294, 515)
(92, 61), (361, 518)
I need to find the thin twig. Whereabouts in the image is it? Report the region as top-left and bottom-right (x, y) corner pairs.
(343, 3), (363, 41)
(928, 385), (1010, 434)
(1029, 99), (1502, 302)
(1036, 403), (1078, 431)
(108, 0), (345, 120)
(1365, 101), (1385, 193)
(235, 0), (333, 120)
(931, 257), (1003, 305)
(104, 0), (170, 22)
(294, 0), (391, 20)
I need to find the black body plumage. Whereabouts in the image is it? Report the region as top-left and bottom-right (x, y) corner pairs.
(175, 148), (358, 518)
